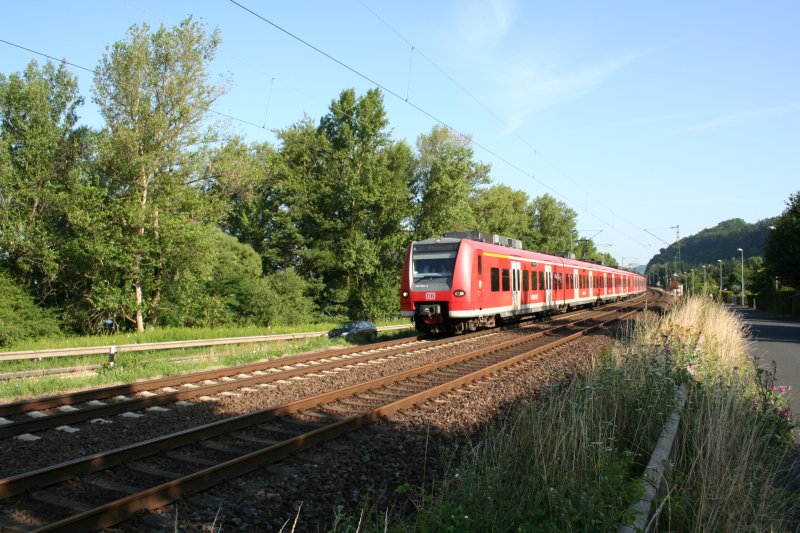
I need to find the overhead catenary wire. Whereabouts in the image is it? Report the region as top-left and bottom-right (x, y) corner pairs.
(0, 38), (268, 132)
(356, 0), (651, 253)
(228, 0), (649, 253)
(3, 5), (650, 257)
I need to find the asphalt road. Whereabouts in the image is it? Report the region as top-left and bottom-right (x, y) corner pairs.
(730, 305), (800, 417)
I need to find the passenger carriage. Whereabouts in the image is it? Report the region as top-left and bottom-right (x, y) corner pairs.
(400, 231), (646, 334)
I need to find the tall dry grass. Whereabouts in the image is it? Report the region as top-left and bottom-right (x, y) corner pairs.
(334, 296), (798, 532)
(647, 297), (798, 531)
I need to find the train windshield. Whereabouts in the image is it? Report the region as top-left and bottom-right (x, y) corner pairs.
(411, 242), (459, 291)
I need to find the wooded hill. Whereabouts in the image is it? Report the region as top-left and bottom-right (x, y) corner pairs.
(646, 218), (777, 270)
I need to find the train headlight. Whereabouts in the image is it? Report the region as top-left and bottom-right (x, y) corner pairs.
(401, 291), (409, 298)
(453, 290), (466, 297)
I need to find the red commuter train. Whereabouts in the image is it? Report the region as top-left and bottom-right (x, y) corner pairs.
(400, 231), (647, 334)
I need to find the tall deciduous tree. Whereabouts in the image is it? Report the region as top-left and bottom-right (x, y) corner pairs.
(92, 17), (226, 331)
(526, 193), (578, 254)
(204, 136), (304, 275)
(277, 89), (412, 319)
(0, 60), (85, 298)
(411, 125), (489, 239)
(765, 191), (800, 289)
(471, 185), (532, 242)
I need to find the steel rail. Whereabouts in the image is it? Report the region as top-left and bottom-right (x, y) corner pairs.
(0, 334), (487, 438)
(25, 303), (653, 532)
(2, 293), (648, 416)
(0, 299), (644, 437)
(0, 334), (432, 417)
(0, 297), (636, 418)
(0, 303), (642, 501)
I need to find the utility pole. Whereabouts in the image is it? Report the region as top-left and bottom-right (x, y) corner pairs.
(670, 225), (680, 274)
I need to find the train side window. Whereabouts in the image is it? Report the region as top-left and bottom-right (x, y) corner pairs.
(491, 268), (500, 291)
(540, 271), (546, 290)
(478, 255), (482, 276)
(523, 270), (529, 291)
(531, 271), (538, 290)
(502, 269), (510, 291)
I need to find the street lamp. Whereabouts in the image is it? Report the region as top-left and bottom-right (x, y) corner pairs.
(717, 259), (722, 299)
(702, 265), (708, 293)
(737, 248), (745, 306)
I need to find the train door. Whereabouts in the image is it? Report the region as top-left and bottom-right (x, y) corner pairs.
(572, 268), (579, 301)
(511, 261), (522, 311)
(544, 264), (553, 308)
(589, 271), (593, 298)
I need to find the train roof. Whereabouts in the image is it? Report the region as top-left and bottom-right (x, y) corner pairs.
(413, 235), (643, 278)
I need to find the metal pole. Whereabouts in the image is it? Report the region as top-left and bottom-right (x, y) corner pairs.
(717, 259), (722, 299)
(737, 248), (745, 306)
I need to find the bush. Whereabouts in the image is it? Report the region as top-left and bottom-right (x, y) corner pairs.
(0, 270), (62, 347)
(244, 268), (318, 326)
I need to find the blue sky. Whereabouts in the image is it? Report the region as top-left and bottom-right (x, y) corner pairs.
(1, 0), (797, 268)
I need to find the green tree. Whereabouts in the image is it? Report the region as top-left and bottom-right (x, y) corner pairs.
(277, 89), (412, 320)
(92, 17), (226, 331)
(156, 228), (261, 327)
(765, 191), (800, 289)
(470, 185), (532, 242)
(0, 60), (85, 299)
(526, 193), (577, 254)
(204, 136), (304, 274)
(411, 125), (489, 239)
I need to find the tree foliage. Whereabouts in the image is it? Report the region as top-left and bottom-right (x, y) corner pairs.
(471, 185), (532, 242)
(92, 17), (226, 331)
(411, 125), (489, 239)
(0, 60), (86, 298)
(275, 89), (413, 320)
(0, 21), (646, 342)
(0, 270), (61, 347)
(526, 194), (577, 254)
(765, 191), (800, 289)
(646, 218), (777, 273)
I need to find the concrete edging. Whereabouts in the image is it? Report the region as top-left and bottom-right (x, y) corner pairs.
(619, 384), (688, 533)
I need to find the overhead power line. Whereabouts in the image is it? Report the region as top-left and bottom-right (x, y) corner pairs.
(227, 1), (649, 252)
(356, 1), (651, 252)
(0, 38), (268, 132)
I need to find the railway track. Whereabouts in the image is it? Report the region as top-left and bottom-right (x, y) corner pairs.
(0, 291), (664, 531)
(0, 301), (633, 440)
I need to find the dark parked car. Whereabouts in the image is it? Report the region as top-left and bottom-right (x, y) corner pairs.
(327, 321), (378, 341)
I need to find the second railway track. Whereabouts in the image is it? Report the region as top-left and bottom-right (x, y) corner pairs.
(0, 299), (638, 440)
(0, 291), (666, 532)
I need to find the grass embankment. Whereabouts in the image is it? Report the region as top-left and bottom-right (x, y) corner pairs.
(338, 297), (798, 532)
(0, 320), (410, 353)
(0, 320), (413, 400)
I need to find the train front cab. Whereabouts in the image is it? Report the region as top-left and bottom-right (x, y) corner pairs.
(400, 238), (464, 333)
